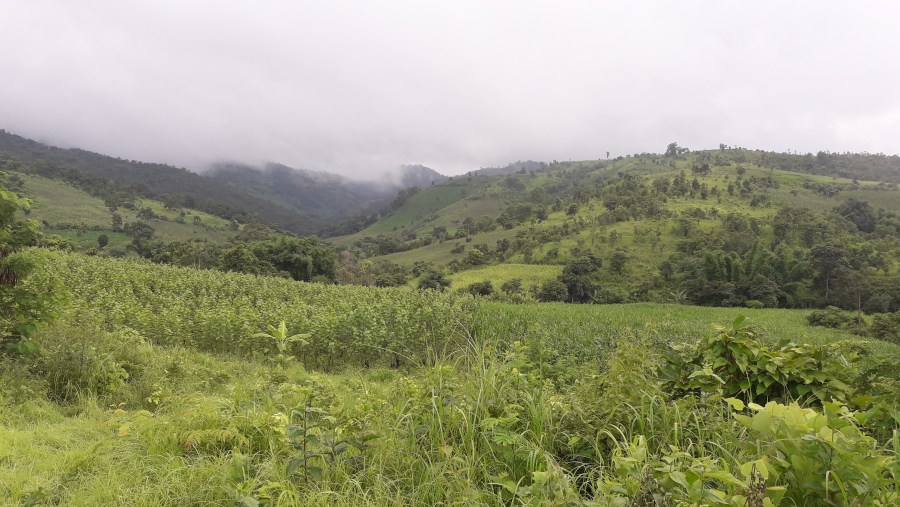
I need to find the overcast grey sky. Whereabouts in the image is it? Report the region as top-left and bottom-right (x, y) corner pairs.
(2, 1), (899, 177)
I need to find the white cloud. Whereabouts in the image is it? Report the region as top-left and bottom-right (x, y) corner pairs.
(2, 0), (899, 176)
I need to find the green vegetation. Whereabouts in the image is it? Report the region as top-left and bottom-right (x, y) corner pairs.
(1, 144), (899, 505)
(332, 148), (900, 348)
(0, 131), (325, 233)
(447, 263), (561, 291)
(1, 248), (898, 505)
(15, 173), (236, 249)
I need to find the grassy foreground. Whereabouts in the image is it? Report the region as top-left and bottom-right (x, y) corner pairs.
(1, 252), (898, 506)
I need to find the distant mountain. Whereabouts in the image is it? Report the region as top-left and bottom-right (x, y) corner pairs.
(397, 164), (448, 188)
(205, 162), (449, 238)
(0, 130), (323, 234)
(207, 162), (397, 221)
(0, 130), (449, 235)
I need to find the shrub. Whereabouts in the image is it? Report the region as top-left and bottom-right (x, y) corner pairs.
(664, 316), (855, 404)
(500, 278), (522, 294)
(536, 279), (568, 302)
(806, 306), (853, 329)
(869, 311), (900, 344)
(33, 317), (153, 400)
(464, 280), (494, 297)
(417, 268), (451, 291)
(729, 399), (897, 506)
(0, 187), (64, 351)
(591, 287), (627, 304)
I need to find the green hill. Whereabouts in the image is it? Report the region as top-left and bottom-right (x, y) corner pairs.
(329, 149), (900, 310)
(0, 130), (441, 235)
(11, 172), (239, 250)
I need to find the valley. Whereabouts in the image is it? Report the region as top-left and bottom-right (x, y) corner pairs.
(1, 138), (898, 506)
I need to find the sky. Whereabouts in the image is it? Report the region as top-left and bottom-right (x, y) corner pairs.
(2, 1), (899, 178)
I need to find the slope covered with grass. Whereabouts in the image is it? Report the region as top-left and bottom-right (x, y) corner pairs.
(14, 173), (239, 249)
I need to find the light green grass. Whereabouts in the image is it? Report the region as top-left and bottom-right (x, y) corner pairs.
(448, 263), (562, 290)
(19, 174), (113, 227)
(46, 229), (131, 249)
(425, 196), (504, 234)
(377, 227), (523, 265)
(16, 172), (239, 246)
(477, 302), (900, 360)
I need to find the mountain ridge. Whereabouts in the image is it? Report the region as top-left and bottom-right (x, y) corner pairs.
(0, 130), (448, 235)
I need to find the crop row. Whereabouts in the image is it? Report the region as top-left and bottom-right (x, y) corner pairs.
(27, 250), (476, 370)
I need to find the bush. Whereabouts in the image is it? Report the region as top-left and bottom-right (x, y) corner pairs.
(730, 400), (897, 506)
(806, 306), (853, 329)
(536, 279), (568, 302)
(417, 268), (451, 291)
(464, 280), (494, 297)
(0, 187), (64, 350)
(500, 278), (523, 294)
(664, 316), (855, 404)
(591, 287), (627, 304)
(869, 311), (900, 344)
(33, 317), (154, 401)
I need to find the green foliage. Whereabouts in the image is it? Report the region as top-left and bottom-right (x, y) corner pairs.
(729, 400), (899, 506)
(536, 279), (568, 302)
(869, 311), (900, 344)
(252, 321), (310, 369)
(835, 198), (876, 233)
(464, 280), (494, 297)
(32, 318), (153, 400)
(0, 184), (64, 349)
(1, 301), (897, 505)
(594, 435), (787, 506)
(501, 278), (522, 294)
(284, 388), (379, 482)
(417, 267), (451, 291)
(807, 306), (855, 329)
(665, 316), (855, 404)
(31, 250), (474, 370)
(559, 254), (601, 303)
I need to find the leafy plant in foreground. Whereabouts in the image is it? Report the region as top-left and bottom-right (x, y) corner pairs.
(664, 316), (855, 405)
(285, 389), (379, 481)
(593, 435), (787, 506)
(253, 320), (309, 368)
(727, 398), (899, 506)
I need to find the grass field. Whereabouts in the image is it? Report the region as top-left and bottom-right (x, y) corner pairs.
(447, 263), (562, 290)
(478, 301), (897, 356)
(16, 172), (239, 247)
(20, 174), (114, 228)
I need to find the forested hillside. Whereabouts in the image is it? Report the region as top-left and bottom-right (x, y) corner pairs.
(0, 130), (442, 235)
(207, 162), (445, 225)
(330, 147), (900, 320)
